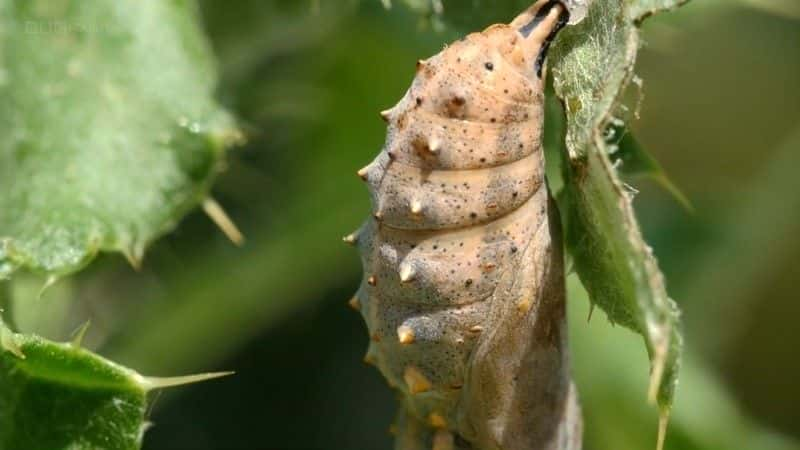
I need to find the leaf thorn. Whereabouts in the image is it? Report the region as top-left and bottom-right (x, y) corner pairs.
(656, 410), (670, 450)
(123, 247), (144, 271)
(38, 275), (60, 300)
(0, 320), (24, 359)
(139, 371), (235, 391)
(70, 320), (91, 348)
(203, 198), (245, 246)
(648, 331), (670, 404)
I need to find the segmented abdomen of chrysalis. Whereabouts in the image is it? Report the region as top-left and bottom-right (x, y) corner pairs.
(346, 2), (580, 449)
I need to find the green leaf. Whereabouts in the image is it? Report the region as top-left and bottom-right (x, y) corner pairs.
(549, 0), (688, 427)
(1, 316), (146, 450)
(0, 317), (229, 450)
(608, 124), (692, 211)
(0, 0), (240, 279)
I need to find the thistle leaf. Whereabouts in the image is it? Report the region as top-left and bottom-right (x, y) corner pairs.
(548, 0), (688, 430)
(0, 0), (240, 279)
(0, 317), (229, 450)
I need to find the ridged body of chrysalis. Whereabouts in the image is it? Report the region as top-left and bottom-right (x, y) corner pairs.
(346, 2), (581, 449)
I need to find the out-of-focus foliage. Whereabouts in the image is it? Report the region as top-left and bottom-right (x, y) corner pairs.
(0, 0), (238, 279)
(567, 277), (799, 450)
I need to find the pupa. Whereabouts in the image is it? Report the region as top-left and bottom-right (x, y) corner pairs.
(345, 1), (581, 449)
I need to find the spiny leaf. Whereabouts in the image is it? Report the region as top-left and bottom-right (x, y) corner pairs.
(1, 320), (146, 450)
(0, 0), (240, 280)
(549, 0), (688, 439)
(0, 317), (229, 450)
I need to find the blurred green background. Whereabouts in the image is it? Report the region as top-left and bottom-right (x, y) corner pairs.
(10, 0), (800, 449)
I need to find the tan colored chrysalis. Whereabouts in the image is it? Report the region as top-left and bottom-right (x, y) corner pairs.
(346, 2), (581, 449)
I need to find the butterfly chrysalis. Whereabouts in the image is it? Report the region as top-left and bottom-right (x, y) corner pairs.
(346, 2), (580, 449)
